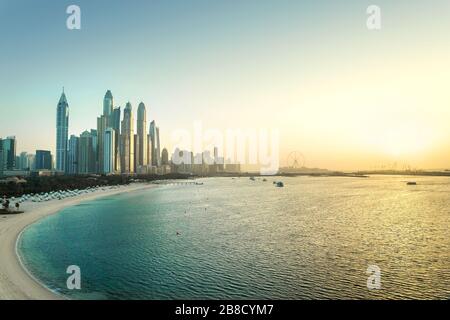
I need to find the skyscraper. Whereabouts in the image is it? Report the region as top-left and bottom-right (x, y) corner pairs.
(147, 134), (152, 166)
(18, 152), (28, 170)
(27, 154), (35, 170)
(78, 131), (96, 174)
(149, 120), (161, 167)
(103, 90), (114, 127)
(120, 102), (134, 173)
(104, 128), (115, 174)
(134, 133), (140, 171)
(97, 115), (107, 173)
(56, 89), (69, 172)
(156, 126), (161, 166)
(67, 135), (79, 174)
(97, 90), (115, 173)
(20, 153), (35, 171)
(161, 148), (169, 165)
(136, 102), (148, 168)
(1, 136), (17, 170)
(90, 129), (98, 171)
(112, 107), (121, 172)
(35, 150), (52, 170)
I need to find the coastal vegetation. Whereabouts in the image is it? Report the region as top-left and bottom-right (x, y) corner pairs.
(0, 173), (191, 197)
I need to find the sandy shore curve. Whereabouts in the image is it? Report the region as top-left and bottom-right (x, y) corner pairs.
(0, 183), (155, 300)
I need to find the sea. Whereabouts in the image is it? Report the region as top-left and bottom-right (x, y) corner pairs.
(18, 176), (450, 299)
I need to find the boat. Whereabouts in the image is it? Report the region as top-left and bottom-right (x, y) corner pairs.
(275, 181), (284, 188)
(250, 177), (255, 181)
(406, 182), (417, 185)
(263, 178), (267, 182)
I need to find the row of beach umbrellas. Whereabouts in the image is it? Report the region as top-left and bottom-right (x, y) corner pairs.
(2, 185), (123, 205)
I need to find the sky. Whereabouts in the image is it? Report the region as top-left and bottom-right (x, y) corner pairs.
(0, 0), (449, 171)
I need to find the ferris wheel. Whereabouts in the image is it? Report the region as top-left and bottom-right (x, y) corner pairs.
(287, 151), (305, 169)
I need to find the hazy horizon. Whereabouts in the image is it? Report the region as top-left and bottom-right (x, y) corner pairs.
(1, 0), (449, 171)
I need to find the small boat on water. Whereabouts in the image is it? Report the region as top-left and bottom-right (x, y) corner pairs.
(250, 177), (256, 181)
(407, 181), (417, 185)
(275, 181), (284, 188)
(263, 178), (267, 182)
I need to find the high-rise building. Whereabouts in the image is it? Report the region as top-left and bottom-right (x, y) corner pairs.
(112, 107), (121, 172)
(16, 152), (35, 171)
(112, 107), (121, 132)
(96, 90), (115, 174)
(27, 153), (35, 170)
(78, 131), (96, 174)
(156, 126), (161, 166)
(56, 89), (69, 172)
(18, 152), (28, 170)
(147, 134), (152, 166)
(104, 128), (115, 174)
(161, 148), (169, 165)
(1, 136), (17, 170)
(103, 90), (114, 125)
(97, 115), (107, 173)
(15, 156), (20, 170)
(136, 102), (148, 168)
(35, 150), (52, 170)
(67, 135), (79, 174)
(149, 121), (161, 167)
(24, 153), (35, 171)
(171, 148), (193, 174)
(134, 133), (140, 171)
(90, 129), (98, 171)
(120, 102), (134, 173)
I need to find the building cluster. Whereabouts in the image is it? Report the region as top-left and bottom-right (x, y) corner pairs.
(170, 147), (241, 175)
(57, 89), (167, 175)
(0, 136), (52, 176)
(0, 89), (240, 178)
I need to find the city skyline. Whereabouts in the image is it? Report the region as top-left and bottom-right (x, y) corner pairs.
(1, 0), (450, 170)
(1, 88), (241, 177)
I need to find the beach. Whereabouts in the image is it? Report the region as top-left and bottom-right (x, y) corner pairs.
(0, 183), (156, 300)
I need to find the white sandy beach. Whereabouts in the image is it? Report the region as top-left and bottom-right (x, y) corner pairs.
(0, 183), (155, 300)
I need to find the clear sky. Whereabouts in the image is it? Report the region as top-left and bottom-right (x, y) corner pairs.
(1, 0), (449, 170)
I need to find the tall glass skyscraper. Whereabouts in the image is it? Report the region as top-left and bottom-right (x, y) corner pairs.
(97, 115), (107, 173)
(67, 135), (79, 174)
(35, 150), (52, 170)
(103, 128), (115, 174)
(78, 131), (96, 174)
(0, 136), (16, 171)
(103, 90), (114, 127)
(136, 102), (148, 168)
(112, 107), (121, 172)
(120, 102), (134, 173)
(96, 90), (115, 173)
(56, 90), (69, 172)
(149, 120), (161, 167)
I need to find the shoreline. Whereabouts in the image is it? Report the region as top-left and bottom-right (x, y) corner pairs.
(0, 183), (156, 300)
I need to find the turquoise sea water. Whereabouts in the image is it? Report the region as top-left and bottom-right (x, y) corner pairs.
(18, 176), (450, 299)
